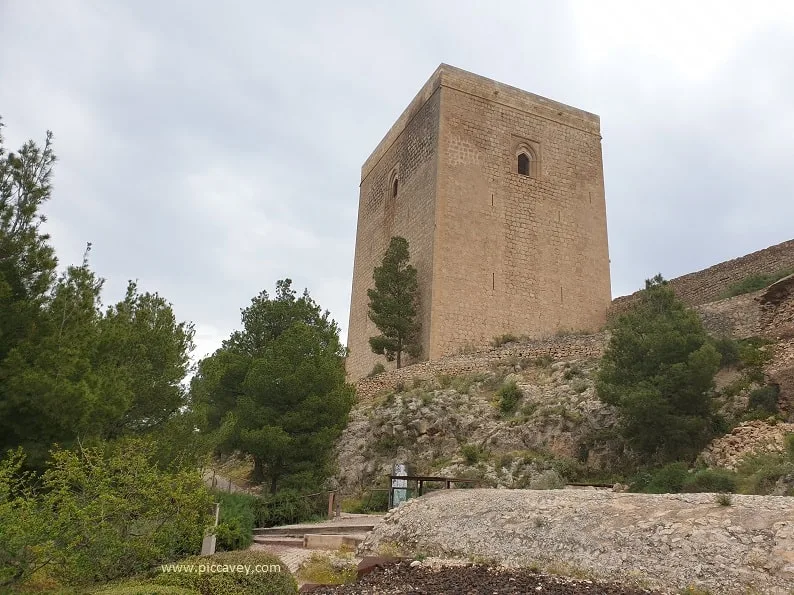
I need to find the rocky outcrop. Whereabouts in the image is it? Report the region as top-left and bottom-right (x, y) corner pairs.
(700, 420), (794, 470)
(353, 333), (607, 402)
(359, 489), (794, 594)
(336, 358), (617, 493)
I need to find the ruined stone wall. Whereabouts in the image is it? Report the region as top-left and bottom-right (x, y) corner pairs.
(693, 290), (764, 339)
(354, 332), (606, 401)
(430, 67), (611, 359)
(611, 238), (794, 316)
(346, 78), (441, 380)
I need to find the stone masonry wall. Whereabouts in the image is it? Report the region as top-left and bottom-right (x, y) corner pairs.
(354, 332), (606, 401)
(346, 79), (441, 380)
(430, 67), (611, 360)
(347, 64), (612, 381)
(610, 238), (794, 315)
(693, 290), (765, 339)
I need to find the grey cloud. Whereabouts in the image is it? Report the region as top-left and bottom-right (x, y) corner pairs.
(1, 0), (792, 359)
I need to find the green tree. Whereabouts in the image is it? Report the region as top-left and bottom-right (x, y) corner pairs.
(597, 275), (721, 463)
(0, 118), (57, 367)
(0, 119), (197, 468)
(367, 236), (421, 368)
(192, 280), (354, 493)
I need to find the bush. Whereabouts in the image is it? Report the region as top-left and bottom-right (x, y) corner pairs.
(155, 551), (297, 594)
(737, 453), (794, 495)
(712, 337), (740, 367)
(682, 468), (738, 493)
(342, 489), (389, 514)
(497, 381), (523, 415)
(747, 385), (780, 415)
(461, 444), (484, 465)
(214, 492), (257, 551)
(636, 462), (689, 493)
(367, 363), (386, 377)
(254, 489), (320, 528)
(0, 441), (213, 590)
(715, 493), (733, 506)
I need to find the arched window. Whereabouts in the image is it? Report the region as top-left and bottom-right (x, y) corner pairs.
(517, 153), (531, 176)
(392, 177), (399, 198)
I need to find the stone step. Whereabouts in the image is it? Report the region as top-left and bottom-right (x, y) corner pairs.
(303, 533), (366, 550)
(254, 524), (376, 537)
(252, 536), (305, 547)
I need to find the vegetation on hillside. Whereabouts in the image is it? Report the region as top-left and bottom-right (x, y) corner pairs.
(191, 280), (354, 494)
(719, 268), (794, 299)
(597, 275), (721, 463)
(367, 236), (422, 368)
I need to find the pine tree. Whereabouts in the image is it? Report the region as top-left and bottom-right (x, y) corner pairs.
(367, 236), (421, 368)
(596, 274), (721, 463)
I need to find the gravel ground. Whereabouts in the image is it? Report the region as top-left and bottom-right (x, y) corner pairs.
(310, 562), (662, 594)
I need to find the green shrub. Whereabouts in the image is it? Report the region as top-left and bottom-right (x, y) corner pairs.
(747, 385), (780, 415)
(254, 489), (320, 528)
(498, 381), (523, 415)
(737, 337), (774, 370)
(786, 433), (794, 461)
(737, 453), (794, 495)
(712, 337), (740, 367)
(155, 551), (297, 594)
(341, 490), (389, 514)
(682, 468), (738, 493)
(367, 363), (386, 377)
(715, 493), (733, 506)
(461, 444), (483, 465)
(720, 269), (794, 299)
(0, 441), (213, 590)
(571, 379), (589, 394)
(214, 492), (257, 551)
(636, 462), (689, 493)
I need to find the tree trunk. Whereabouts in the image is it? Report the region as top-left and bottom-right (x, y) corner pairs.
(270, 474), (278, 495)
(252, 457), (265, 484)
(396, 338), (402, 368)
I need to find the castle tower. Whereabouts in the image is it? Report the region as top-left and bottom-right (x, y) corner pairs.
(346, 64), (611, 380)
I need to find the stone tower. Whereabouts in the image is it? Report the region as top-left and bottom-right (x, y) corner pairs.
(346, 64), (611, 380)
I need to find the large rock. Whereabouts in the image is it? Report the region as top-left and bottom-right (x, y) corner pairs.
(360, 489), (794, 593)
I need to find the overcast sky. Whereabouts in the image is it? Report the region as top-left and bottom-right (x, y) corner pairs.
(2, 1), (793, 361)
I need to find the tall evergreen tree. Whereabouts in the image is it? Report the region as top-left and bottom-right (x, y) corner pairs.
(0, 119), (197, 468)
(191, 280), (354, 493)
(367, 236), (421, 368)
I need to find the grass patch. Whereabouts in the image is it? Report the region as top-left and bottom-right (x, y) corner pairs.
(719, 268), (794, 299)
(296, 553), (356, 586)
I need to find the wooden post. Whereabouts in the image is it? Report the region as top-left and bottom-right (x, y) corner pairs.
(327, 491), (335, 520)
(200, 502), (221, 556)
